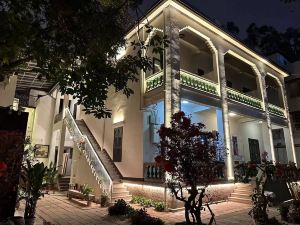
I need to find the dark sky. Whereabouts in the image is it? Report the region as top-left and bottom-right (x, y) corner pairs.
(140, 0), (300, 38)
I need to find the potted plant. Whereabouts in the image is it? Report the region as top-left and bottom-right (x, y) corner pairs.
(44, 162), (59, 194)
(80, 184), (94, 206)
(20, 160), (47, 225)
(278, 204), (289, 221)
(100, 192), (110, 207)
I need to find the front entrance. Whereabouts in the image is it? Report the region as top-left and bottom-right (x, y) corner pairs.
(248, 138), (261, 163)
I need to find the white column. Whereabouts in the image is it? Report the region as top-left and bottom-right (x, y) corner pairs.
(281, 82), (297, 165)
(217, 47), (234, 180)
(163, 6), (181, 126)
(260, 73), (276, 162)
(58, 94), (69, 174)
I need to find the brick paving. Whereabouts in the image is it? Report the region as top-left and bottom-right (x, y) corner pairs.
(20, 193), (286, 225)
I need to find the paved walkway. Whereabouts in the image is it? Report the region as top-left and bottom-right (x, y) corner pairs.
(17, 193), (285, 225)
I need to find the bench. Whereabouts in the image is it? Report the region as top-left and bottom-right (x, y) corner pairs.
(67, 189), (95, 206)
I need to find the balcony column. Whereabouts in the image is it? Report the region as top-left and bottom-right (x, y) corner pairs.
(57, 94), (69, 174)
(217, 47), (234, 180)
(163, 6), (181, 126)
(260, 73), (276, 162)
(280, 80), (297, 165)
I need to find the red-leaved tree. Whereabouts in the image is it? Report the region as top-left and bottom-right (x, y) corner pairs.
(155, 111), (222, 225)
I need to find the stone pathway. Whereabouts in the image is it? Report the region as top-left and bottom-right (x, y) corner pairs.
(17, 193), (286, 225)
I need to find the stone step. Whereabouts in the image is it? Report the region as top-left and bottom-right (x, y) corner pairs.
(112, 193), (131, 199)
(111, 195), (132, 203)
(234, 189), (253, 194)
(231, 193), (252, 199)
(228, 196), (252, 204)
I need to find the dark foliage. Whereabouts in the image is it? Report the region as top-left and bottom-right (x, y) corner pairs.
(130, 208), (164, 225)
(0, 0), (168, 118)
(108, 199), (133, 216)
(156, 111), (222, 225)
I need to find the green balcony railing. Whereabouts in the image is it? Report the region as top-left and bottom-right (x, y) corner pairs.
(180, 70), (219, 96)
(268, 104), (286, 118)
(145, 71), (163, 92)
(227, 88), (263, 110)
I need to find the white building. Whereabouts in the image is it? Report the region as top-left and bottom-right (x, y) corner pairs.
(0, 0), (297, 208)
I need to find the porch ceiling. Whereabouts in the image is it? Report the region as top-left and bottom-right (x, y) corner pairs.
(15, 62), (56, 92)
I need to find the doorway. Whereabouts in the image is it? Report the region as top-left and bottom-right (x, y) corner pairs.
(248, 138), (261, 163)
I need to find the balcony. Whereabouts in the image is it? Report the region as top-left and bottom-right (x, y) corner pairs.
(180, 70), (219, 96)
(268, 104), (286, 118)
(227, 88), (263, 110)
(143, 162), (164, 182)
(145, 71), (163, 92)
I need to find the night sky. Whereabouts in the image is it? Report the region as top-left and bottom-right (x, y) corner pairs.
(140, 0), (300, 38)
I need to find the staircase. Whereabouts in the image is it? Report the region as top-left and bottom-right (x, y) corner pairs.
(58, 176), (70, 192)
(228, 183), (253, 204)
(64, 108), (131, 203)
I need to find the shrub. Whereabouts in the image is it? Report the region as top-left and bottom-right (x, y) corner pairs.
(100, 193), (110, 207)
(131, 195), (164, 211)
(278, 204), (289, 221)
(153, 202), (164, 212)
(108, 199), (133, 216)
(131, 208), (164, 225)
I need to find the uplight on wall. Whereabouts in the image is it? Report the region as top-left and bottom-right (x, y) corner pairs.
(228, 112), (237, 117)
(113, 112), (125, 125)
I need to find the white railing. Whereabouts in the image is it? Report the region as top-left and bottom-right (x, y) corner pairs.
(64, 108), (112, 195)
(145, 71), (164, 92)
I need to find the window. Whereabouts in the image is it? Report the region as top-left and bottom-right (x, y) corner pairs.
(289, 80), (300, 98)
(293, 111), (300, 130)
(113, 127), (123, 162)
(226, 80), (232, 88)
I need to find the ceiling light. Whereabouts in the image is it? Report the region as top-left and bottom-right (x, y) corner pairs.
(182, 100), (189, 104)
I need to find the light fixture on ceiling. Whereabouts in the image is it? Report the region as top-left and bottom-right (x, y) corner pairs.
(229, 112), (237, 117)
(182, 100), (189, 104)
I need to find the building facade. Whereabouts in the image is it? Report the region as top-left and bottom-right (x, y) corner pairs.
(0, 0), (297, 207)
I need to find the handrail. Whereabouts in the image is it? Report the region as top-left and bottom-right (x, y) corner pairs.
(268, 103), (286, 118)
(145, 71), (164, 92)
(180, 69), (219, 96)
(226, 87), (263, 110)
(64, 108), (112, 195)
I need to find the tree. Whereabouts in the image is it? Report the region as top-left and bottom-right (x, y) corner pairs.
(0, 0), (166, 118)
(155, 111), (221, 225)
(223, 21), (240, 36)
(244, 23), (300, 62)
(235, 152), (300, 225)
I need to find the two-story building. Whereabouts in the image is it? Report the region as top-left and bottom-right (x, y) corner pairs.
(0, 0), (297, 208)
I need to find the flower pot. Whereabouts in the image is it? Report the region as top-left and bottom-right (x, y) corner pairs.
(24, 218), (35, 225)
(10, 216), (24, 225)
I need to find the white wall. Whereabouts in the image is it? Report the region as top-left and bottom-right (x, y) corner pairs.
(71, 148), (101, 197)
(143, 101), (164, 162)
(229, 117), (270, 162)
(31, 95), (55, 165)
(81, 80), (144, 178)
(0, 75), (17, 107)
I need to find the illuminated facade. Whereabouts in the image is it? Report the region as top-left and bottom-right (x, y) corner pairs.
(1, 0), (296, 206)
